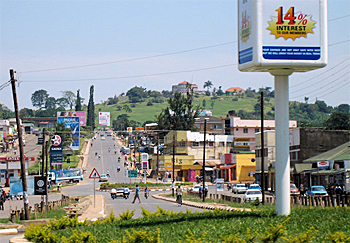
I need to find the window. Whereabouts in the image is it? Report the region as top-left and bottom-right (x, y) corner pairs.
(214, 125), (222, 130)
(192, 142), (199, 147)
(243, 128), (248, 133)
(255, 128), (260, 133)
(236, 128), (239, 131)
(210, 125), (213, 129)
(195, 124), (200, 129)
(227, 142), (232, 147)
(219, 142), (225, 147)
(179, 141), (186, 147)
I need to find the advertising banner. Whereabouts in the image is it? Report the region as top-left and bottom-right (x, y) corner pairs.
(99, 112), (110, 126)
(10, 176), (35, 195)
(57, 117), (80, 150)
(34, 176), (46, 195)
(50, 135), (63, 166)
(57, 111), (86, 126)
(216, 179), (225, 191)
(317, 161), (330, 170)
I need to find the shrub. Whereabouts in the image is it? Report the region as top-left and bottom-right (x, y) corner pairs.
(119, 208), (135, 220)
(61, 230), (97, 243)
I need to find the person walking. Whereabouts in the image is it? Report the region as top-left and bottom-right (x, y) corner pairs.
(132, 185), (141, 203)
(123, 186), (130, 199)
(0, 191), (5, 210)
(176, 185), (183, 206)
(144, 187), (149, 199)
(199, 185), (203, 199)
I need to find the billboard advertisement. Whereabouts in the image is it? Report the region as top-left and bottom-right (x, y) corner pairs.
(50, 135), (63, 166)
(99, 112), (110, 126)
(10, 176), (35, 195)
(57, 117), (80, 150)
(238, 0), (327, 72)
(57, 111), (86, 126)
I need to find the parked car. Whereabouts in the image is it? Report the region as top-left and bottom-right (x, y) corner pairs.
(232, 183), (248, 194)
(243, 189), (262, 202)
(249, 184), (262, 191)
(290, 183), (299, 195)
(99, 174), (108, 182)
(191, 185), (201, 193)
(101, 136), (105, 140)
(306, 186), (328, 196)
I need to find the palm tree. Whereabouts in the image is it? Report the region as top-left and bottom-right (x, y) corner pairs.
(203, 80), (213, 92)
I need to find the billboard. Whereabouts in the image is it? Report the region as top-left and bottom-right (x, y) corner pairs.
(99, 112), (110, 126)
(57, 117), (80, 150)
(57, 111), (86, 126)
(50, 135), (63, 166)
(238, 0), (327, 72)
(10, 176), (35, 195)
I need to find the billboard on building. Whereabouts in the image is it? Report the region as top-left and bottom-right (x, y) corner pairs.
(99, 112), (110, 126)
(57, 111), (86, 126)
(57, 117), (80, 150)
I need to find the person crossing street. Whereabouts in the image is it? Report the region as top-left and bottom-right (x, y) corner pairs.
(132, 185), (141, 203)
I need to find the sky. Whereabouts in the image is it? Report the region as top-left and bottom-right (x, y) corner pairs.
(0, 0), (349, 111)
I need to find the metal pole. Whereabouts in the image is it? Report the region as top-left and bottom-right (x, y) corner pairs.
(41, 128), (46, 175)
(10, 69), (30, 220)
(203, 119), (207, 202)
(260, 92), (265, 205)
(273, 73), (291, 216)
(172, 131), (175, 197)
(94, 178), (96, 208)
(45, 141), (49, 212)
(156, 133), (160, 183)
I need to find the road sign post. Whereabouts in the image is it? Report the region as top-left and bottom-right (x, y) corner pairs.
(89, 168), (100, 208)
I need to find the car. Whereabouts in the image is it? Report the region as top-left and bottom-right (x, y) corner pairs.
(232, 183), (248, 194)
(99, 174), (108, 182)
(306, 185), (328, 196)
(290, 183), (299, 195)
(191, 185), (201, 193)
(249, 184), (262, 191)
(101, 136), (105, 140)
(243, 189), (262, 202)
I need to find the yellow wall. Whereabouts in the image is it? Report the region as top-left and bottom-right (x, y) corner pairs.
(152, 154), (195, 171)
(236, 153), (256, 182)
(164, 131), (188, 154)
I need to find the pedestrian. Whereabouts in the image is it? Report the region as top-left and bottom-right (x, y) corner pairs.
(144, 187), (149, 199)
(176, 185), (183, 206)
(199, 184), (203, 199)
(204, 185), (208, 198)
(132, 185), (141, 203)
(124, 186), (130, 199)
(0, 191), (5, 210)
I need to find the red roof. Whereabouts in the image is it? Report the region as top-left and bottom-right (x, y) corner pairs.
(179, 81), (190, 84)
(226, 87), (245, 92)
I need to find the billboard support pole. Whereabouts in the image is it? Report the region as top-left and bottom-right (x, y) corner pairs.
(270, 70), (293, 216)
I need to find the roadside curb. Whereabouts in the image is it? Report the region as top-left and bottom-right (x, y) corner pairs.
(152, 194), (250, 212)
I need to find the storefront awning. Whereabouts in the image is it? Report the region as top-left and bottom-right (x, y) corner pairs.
(295, 163), (313, 173)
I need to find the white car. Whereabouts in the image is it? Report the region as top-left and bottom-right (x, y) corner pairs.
(232, 183), (247, 194)
(101, 136), (105, 140)
(99, 174), (108, 182)
(243, 189), (262, 202)
(191, 185), (201, 193)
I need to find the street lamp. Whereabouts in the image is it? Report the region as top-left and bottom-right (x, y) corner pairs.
(195, 117), (209, 202)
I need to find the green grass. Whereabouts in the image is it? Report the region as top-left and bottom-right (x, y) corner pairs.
(95, 95), (274, 126)
(43, 207), (350, 242)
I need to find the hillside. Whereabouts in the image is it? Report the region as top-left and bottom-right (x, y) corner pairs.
(95, 94), (275, 126)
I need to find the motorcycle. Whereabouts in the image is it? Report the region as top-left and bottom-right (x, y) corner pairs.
(110, 192), (116, 199)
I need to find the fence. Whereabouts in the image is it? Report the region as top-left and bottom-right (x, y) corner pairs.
(186, 191), (350, 207)
(10, 194), (76, 221)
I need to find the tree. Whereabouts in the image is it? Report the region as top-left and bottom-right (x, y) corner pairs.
(75, 89), (82, 111)
(202, 99), (206, 108)
(336, 104), (350, 113)
(203, 80), (213, 92)
(0, 103), (14, 119)
(304, 97), (309, 104)
(324, 112), (350, 130)
(56, 97), (69, 108)
(31, 89), (49, 109)
(112, 114), (130, 131)
(123, 104), (132, 113)
(20, 108), (34, 118)
(156, 90), (200, 131)
(61, 91), (76, 110)
(45, 97), (56, 109)
(106, 95), (118, 105)
(216, 86), (224, 96)
(87, 85), (95, 129)
(126, 86), (147, 103)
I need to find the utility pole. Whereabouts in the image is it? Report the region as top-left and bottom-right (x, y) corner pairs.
(156, 133), (160, 183)
(260, 91), (265, 205)
(203, 118), (207, 202)
(45, 140), (49, 212)
(10, 69), (30, 220)
(172, 131), (175, 197)
(41, 128), (46, 175)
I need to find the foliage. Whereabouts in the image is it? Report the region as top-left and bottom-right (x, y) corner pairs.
(156, 91), (200, 131)
(259, 218), (290, 243)
(326, 231), (350, 243)
(0, 103), (15, 119)
(282, 226), (318, 243)
(112, 114), (130, 131)
(31, 89), (49, 109)
(221, 228), (258, 243)
(118, 208), (135, 220)
(25, 224), (58, 243)
(324, 111), (350, 130)
(61, 90), (77, 110)
(183, 229), (208, 243)
(20, 107), (35, 117)
(87, 85), (95, 129)
(106, 95), (119, 105)
(127, 86), (147, 103)
(117, 228), (162, 243)
(75, 89), (83, 111)
(45, 97), (56, 109)
(61, 230), (97, 243)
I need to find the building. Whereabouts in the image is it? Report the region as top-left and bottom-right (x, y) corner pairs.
(224, 114), (297, 151)
(225, 87), (245, 94)
(194, 116), (224, 135)
(218, 153), (256, 182)
(172, 81), (205, 94)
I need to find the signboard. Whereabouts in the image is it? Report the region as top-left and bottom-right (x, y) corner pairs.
(50, 135), (63, 166)
(10, 176), (35, 195)
(57, 117), (80, 150)
(238, 0), (327, 72)
(89, 168), (101, 179)
(128, 170), (137, 178)
(317, 161), (329, 170)
(34, 176), (46, 195)
(57, 111), (86, 126)
(216, 179), (225, 191)
(142, 161), (148, 170)
(99, 112), (110, 126)
(127, 127), (132, 133)
(141, 153), (148, 162)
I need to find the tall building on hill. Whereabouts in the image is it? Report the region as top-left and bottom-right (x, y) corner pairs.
(172, 81), (201, 94)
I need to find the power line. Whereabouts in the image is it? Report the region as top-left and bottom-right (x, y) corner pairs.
(18, 41), (236, 74)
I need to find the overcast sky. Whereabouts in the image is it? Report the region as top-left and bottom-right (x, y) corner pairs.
(0, 0), (349, 110)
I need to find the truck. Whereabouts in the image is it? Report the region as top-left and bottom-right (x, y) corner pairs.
(48, 169), (83, 184)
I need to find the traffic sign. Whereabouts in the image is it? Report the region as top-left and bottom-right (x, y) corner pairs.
(142, 161), (148, 170)
(89, 168), (101, 179)
(128, 170), (137, 178)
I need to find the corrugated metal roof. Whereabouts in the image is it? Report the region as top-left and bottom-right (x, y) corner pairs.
(304, 141), (350, 162)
